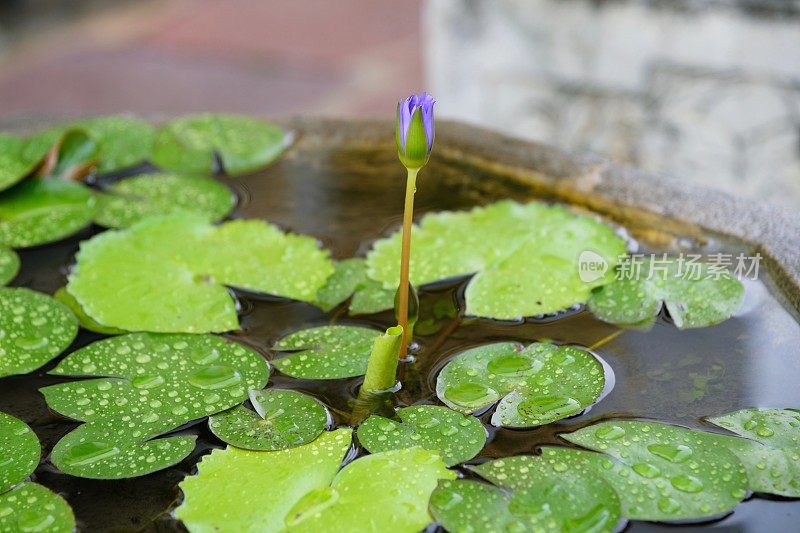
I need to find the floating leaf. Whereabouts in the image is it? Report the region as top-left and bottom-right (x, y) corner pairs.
(272, 325), (382, 379)
(0, 482), (75, 533)
(152, 114), (286, 176)
(561, 420), (748, 520)
(0, 178), (96, 248)
(176, 428), (353, 533)
(350, 276), (395, 316)
(703, 408), (800, 497)
(357, 405), (486, 466)
(71, 115), (156, 172)
(209, 389), (328, 451)
(53, 287), (127, 335)
(67, 213), (334, 333)
(313, 259), (366, 312)
(366, 201), (626, 319)
(0, 246), (19, 286)
(431, 479), (531, 533)
(41, 332), (269, 478)
(0, 287), (78, 378)
(94, 173), (234, 229)
(44, 129), (98, 180)
(0, 412), (40, 493)
(588, 258), (744, 329)
(436, 342), (605, 428)
(0, 134), (51, 192)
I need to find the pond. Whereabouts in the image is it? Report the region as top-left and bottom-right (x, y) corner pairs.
(0, 116), (799, 531)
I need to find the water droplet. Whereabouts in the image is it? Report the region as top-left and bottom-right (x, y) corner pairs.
(63, 441), (120, 466)
(444, 383), (496, 408)
(632, 463), (661, 479)
(14, 337), (48, 350)
(756, 426), (775, 438)
(189, 365), (242, 390)
(487, 354), (533, 375)
(647, 443), (692, 463)
(284, 487), (338, 526)
(17, 510), (55, 532)
(595, 425), (626, 441)
(657, 497), (680, 514)
(516, 395), (580, 421)
(671, 474), (704, 493)
(131, 375), (165, 389)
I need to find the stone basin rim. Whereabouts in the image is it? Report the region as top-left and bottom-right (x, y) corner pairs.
(1, 114), (798, 314)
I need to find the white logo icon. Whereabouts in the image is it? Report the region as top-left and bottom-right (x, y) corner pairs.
(578, 250), (609, 283)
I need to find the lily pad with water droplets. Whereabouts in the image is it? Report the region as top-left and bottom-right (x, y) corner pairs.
(0, 412), (40, 493)
(94, 173), (234, 229)
(560, 420), (748, 521)
(152, 114), (286, 176)
(0, 178), (96, 248)
(435, 342), (606, 428)
(41, 332), (269, 478)
(366, 201), (626, 320)
(0, 287), (78, 378)
(272, 325), (382, 379)
(209, 389), (328, 451)
(588, 259), (744, 330)
(176, 428), (353, 533)
(703, 408), (800, 497)
(0, 246), (19, 286)
(0, 134), (52, 192)
(0, 482), (75, 533)
(357, 405), (486, 466)
(53, 287), (127, 335)
(67, 213), (334, 333)
(313, 258), (367, 312)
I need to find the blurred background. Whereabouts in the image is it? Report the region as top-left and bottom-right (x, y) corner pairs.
(0, 0), (798, 208)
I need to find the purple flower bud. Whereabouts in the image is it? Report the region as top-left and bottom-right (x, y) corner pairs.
(396, 92), (435, 169)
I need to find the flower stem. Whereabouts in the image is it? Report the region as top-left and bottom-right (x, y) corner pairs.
(397, 167), (418, 359)
(361, 325), (403, 394)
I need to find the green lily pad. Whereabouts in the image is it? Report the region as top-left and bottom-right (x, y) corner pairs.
(176, 428), (353, 533)
(0, 178), (96, 248)
(209, 389), (329, 451)
(0, 287), (78, 378)
(314, 258), (366, 312)
(588, 258), (744, 329)
(53, 287), (127, 335)
(71, 115), (156, 172)
(152, 114), (286, 176)
(0, 412), (40, 493)
(350, 276), (396, 316)
(366, 201), (626, 319)
(0, 134), (51, 192)
(67, 213), (334, 333)
(0, 482), (75, 533)
(41, 332), (269, 478)
(357, 405), (486, 466)
(431, 479), (532, 533)
(0, 246), (19, 286)
(46, 129), (98, 180)
(560, 420), (748, 521)
(94, 173), (234, 229)
(435, 342), (606, 428)
(272, 325), (382, 379)
(702, 408), (800, 497)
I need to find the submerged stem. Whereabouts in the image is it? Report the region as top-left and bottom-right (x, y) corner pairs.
(397, 167), (419, 359)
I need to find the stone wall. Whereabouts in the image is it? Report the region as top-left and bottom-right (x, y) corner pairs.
(423, 0), (800, 208)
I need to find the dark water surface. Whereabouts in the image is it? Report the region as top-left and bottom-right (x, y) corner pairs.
(1, 142), (799, 531)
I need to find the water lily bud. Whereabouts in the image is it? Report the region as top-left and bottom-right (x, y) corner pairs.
(396, 92), (435, 169)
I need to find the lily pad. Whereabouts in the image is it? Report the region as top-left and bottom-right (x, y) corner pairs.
(314, 258), (367, 312)
(94, 173), (234, 229)
(366, 201), (626, 319)
(0, 287), (78, 378)
(703, 408), (800, 497)
(209, 389), (329, 451)
(0, 246), (19, 286)
(350, 276), (396, 316)
(0, 482), (75, 533)
(0, 178), (96, 248)
(588, 258), (744, 329)
(41, 332), (270, 478)
(357, 405), (486, 466)
(72, 115), (156, 172)
(176, 428), (353, 533)
(0, 134), (51, 192)
(0, 412), (40, 493)
(152, 114), (286, 176)
(436, 341), (606, 428)
(45, 128), (98, 180)
(272, 325), (382, 379)
(561, 420), (748, 521)
(53, 287), (127, 335)
(67, 213), (334, 333)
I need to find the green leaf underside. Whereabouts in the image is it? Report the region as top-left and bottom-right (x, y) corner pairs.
(0, 246), (19, 286)
(210, 389), (328, 451)
(435, 342), (605, 428)
(152, 114), (286, 176)
(366, 201), (626, 319)
(431, 453), (621, 533)
(177, 428), (453, 533)
(561, 420), (749, 521)
(273, 325), (382, 379)
(53, 287), (128, 335)
(0, 412), (40, 493)
(0, 134), (51, 192)
(0, 482), (75, 533)
(71, 116), (156, 173)
(703, 408), (800, 497)
(95, 173), (234, 229)
(41, 332), (269, 478)
(0, 287), (78, 378)
(357, 405), (486, 466)
(588, 259), (744, 330)
(0, 178), (96, 248)
(67, 213), (334, 333)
